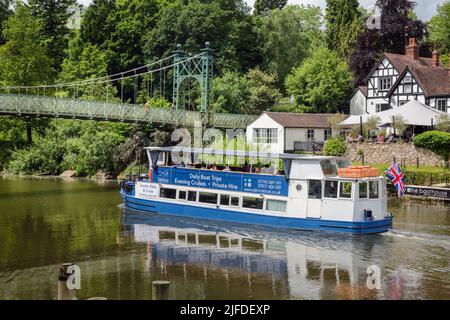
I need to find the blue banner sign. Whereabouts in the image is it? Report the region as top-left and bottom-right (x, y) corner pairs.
(153, 167), (288, 196)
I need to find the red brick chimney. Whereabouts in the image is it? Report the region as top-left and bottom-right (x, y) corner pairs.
(432, 50), (440, 68)
(406, 38), (419, 60)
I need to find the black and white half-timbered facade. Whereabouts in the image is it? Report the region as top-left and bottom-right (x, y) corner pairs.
(350, 38), (450, 115)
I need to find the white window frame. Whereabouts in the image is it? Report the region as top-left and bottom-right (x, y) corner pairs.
(379, 77), (392, 91)
(307, 129), (315, 141)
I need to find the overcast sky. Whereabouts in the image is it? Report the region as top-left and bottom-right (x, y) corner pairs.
(78, 0), (445, 21)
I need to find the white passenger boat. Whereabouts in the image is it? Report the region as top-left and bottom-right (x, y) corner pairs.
(120, 147), (393, 234)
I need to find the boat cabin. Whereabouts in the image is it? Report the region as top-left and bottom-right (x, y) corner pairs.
(136, 147), (388, 224)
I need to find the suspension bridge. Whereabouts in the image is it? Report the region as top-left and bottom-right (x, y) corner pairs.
(0, 43), (257, 129)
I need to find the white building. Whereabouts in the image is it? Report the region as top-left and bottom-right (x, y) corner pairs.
(350, 38), (450, 115)
(246, 112), (341, 153)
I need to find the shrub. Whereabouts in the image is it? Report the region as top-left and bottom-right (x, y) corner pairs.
(324, 138), (347, 156)
(413, 131), (450, 162)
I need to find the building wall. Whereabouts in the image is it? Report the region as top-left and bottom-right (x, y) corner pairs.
(350, 90), (367, 115)
(246, 113), (284, 154)
(285, 128), (329, 151)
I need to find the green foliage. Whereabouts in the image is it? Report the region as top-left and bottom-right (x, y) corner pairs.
(144, 0), (261, 73)
(429, 1), (450, 57)
(6, 120), (132, 176)
(323, 137), (347, 156)
(28, 0), (77, 71)
(212, 71), (251, 114)
(258, 5), (324, 88)
(254, 0), (287, 15)
(213, 68), (280, 114)
(247, 67), (281, 114)
(0, 1), (53, 85)
(325, 0), (363, 58)
(413, 131), (450, 162)
(285, 47), (353, 113)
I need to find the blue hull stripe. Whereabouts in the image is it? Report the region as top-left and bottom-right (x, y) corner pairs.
(122, 195), (392, 235)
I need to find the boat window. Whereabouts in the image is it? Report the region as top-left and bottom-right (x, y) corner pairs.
(369, 180), (379, 199)
(230, 196), (240, 207)
(199, 192), (218, 204)
(339, 182), (352, 199)
(220, 194), (230, 206)
(308, 180), (322, 199)
(160, 188), (177, 199)
(266, 199), (287, 213)
(359, 182), (368, 199)
(243, 197), (264, 210)
(320, 159), (338, 176)
(187, 190), (197, 202)
(324, 180), (338, 198)
(178, 190), (187, 200)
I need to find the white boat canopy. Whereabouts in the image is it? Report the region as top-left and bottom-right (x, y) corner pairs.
(339, 100), (446, 127)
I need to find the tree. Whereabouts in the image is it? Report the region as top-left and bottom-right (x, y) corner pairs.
(0, 1), (53, 86)
(60, 33), (117, 100)
(144, 0), (261, 73)
(258, 5), (324, 89)
(247, 67), (280, 114)
(0, 0), (12, 45)
(392, 114), (407, 136)
(28, 0), (77, 72)
(285, 47), (353, 113)
(0, 1), (54, 144)
(436, 114), (450, 133)
(364, 115), (381, 137)
(80, 0), (116, 47)
(350, 0), (428, 85)
(324, 138), (347, 156)
(254, 0), (287, 16)
(325, 0), (363, 58)
(105, 0), (160, 73)
(429, 1), (450, 63)
(212, 71), (251, 114)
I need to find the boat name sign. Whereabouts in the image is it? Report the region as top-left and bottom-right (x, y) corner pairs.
(135, 181), (159, 199)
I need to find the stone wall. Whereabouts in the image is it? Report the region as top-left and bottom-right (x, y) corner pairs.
(346, 142), (445, 167)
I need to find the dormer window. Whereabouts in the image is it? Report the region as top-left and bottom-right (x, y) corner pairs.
(379, 77), (392, 91)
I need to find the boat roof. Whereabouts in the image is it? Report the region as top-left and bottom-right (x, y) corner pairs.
(145, 146), (335, 161)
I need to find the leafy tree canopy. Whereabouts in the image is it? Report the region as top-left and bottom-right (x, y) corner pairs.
(0, 1), (53, 86)
(144, 0), (261, 73)
(28, 0), (77, 72)
(429, 1), (450, 60)
(253, 0), (287, 16)
(258, 5), (324, 89)
(285, 47), (353, 113)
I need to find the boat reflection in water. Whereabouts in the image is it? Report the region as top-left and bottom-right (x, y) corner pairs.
(121, 209), (400, 300)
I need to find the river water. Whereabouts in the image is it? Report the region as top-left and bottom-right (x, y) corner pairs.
(0, 176), (449, 300)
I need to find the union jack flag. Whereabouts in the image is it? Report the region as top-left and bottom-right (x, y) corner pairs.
(385, 163), (406, 197)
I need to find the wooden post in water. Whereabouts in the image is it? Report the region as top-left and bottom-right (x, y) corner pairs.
(152, 280), (170, 300)
(57, 263), (76, 300)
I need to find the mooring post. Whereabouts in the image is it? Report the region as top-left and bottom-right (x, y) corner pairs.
(152, 280), (170, 300)
(57, 263), (76, 300)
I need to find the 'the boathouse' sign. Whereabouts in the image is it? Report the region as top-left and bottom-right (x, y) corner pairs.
(404, 185), (450, 200)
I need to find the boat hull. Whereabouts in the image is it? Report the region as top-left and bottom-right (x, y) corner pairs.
(122, 194), (393, 235)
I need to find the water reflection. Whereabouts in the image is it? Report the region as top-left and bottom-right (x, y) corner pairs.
(120, 211), (413, 300)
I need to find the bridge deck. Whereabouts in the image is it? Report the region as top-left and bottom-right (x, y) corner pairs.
(0, 94), (257, 128)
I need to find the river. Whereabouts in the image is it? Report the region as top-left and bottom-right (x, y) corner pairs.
(0, 176), (449, 300)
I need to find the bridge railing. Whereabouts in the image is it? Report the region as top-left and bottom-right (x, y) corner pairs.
(0, 93), (257, 128)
